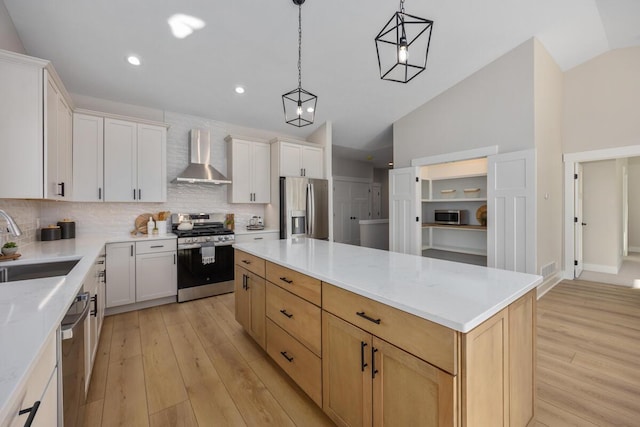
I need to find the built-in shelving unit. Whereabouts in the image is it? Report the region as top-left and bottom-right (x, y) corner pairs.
(420, 158), (488, 266)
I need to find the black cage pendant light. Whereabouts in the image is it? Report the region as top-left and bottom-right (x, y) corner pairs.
(375, 0), (434, 83)
(282, 0), (317, 127)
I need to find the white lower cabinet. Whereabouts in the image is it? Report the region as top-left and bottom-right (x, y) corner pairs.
(85, 249), (106, 393)
(234, 230), (279, 244)
(9, 333), (58, 427)
(106, 239), (176, 309)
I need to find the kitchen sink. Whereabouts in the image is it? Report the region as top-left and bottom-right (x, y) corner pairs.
(0, 260), (79, 283)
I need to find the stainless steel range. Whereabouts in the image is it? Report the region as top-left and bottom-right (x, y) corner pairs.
(172, 213), (235, 302)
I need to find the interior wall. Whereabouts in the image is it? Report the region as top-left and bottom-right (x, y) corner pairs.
(0, 1), (25, 53)
(563, 47), (640, 154)
(628, 157), (640, 251)
(393, 39), (535, 168)
(332, 154), (374, 181)
(582, 159), (623, 272)
(533, 39), (564, 279)
(0, 199), (40, 248)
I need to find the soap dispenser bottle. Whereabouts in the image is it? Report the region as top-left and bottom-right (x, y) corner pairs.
(147, 216), (155, 235)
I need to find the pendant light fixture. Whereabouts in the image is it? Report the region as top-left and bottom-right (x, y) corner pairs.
(282, 0), (317, 127)
(375, 0), (434, 83)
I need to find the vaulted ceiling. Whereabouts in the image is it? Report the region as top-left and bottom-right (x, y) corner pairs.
(5, 0), (640, 167)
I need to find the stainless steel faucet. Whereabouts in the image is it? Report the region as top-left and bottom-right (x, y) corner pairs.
(0, 210), (22, 237)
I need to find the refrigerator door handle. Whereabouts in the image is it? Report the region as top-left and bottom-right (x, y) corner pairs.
(305, 183), (311, 235)
(309, 183), (315, 236)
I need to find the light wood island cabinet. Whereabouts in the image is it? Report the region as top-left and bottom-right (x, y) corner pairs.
(233, 248), (536, 426)
(234, 251), (266, 349)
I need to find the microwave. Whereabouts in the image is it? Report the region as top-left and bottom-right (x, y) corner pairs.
(434, 210), (468, 225)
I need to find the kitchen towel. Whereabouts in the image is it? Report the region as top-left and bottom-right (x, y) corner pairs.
(201, 242), (215, 265)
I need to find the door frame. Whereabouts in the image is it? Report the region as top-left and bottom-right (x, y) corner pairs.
(563, 144), (640, 279)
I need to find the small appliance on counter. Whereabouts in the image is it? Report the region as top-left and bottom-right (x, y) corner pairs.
(246, 216), (264, 231)
(57, 219), (76, 239)
(41, 225), (61, 241)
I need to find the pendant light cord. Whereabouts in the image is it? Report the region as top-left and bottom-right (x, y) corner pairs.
(298, 3), (302, 90)
(399, 0), (405, 14)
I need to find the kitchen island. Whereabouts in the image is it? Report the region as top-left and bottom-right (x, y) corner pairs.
(234, 238), (542, 426)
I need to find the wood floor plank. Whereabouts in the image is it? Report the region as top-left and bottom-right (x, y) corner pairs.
(101, 355), (149, 427)
(80, 399), (104, 427)
(86, 317), (114, 403)
(166, 321), (246, 426)
(249, 356), (335, 427)
(535, 398), (598, 427)
(139, 307), (189, 415)
(181, 298), (229, 348)
(109, 327), (142, 362)
(160, 302), (190, 327)
(149, 400), (198, 427)
(110, 311), (139, 332)
(204, 341), (296, 427)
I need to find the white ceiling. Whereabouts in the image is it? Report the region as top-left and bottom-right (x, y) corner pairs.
(4, 0), (640, 166)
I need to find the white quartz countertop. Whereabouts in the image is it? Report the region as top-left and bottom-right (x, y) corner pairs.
(234, 238), (542, 333)
(233, 228), (279, 235)
(0, 232), (176, 425)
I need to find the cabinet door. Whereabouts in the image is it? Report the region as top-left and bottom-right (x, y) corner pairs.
(57, 96), (73, 199)
(73, 114), (104, 201)
(136, 251), (177, 302)
(234, 265), (251, 330)
(44, 73), (60, 200)
(0, 58), (43, 199)
(322, 312), (372, 427)
(229, 139), (252, 203)
(105, 242), (136, 307)
(302, 146), (323, 178)
(280, 142), (303, 177)
(249, 273), (266, 349)
(104, 118), (136, 202)
(252, 142), (271, 203)
(372, 337), (455, 427)
(137, 124), (166, 202)
(351, 182), (372, 245)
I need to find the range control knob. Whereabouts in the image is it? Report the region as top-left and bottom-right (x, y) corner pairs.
(205, 236), (212, 242)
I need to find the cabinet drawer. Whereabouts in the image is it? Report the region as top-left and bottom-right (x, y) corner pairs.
(322, 283), (458, 375)
(234, 231), (279, 244)
(266, 262), (321, 306)
(266, 319), (322, 406)
(136, 239), (176, 254)
(266, 282), (321, 356)
(235, 250), (266, 277)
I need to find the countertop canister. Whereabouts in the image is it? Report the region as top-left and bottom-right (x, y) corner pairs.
(57, 219), (76, 239)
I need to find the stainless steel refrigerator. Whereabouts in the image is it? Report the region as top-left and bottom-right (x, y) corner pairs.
(280, 177), (329, 240)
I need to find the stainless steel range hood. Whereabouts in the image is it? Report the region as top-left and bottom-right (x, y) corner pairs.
(173, 129), (231, 184)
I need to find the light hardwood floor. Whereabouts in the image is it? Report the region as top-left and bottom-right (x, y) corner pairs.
(86, 280), (640, 426)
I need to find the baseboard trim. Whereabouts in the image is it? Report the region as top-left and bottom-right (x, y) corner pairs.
(105, 295), (177, 316)
(628, 246), (640, 253)
(583, 263), (620, 274)
(537, 273), (562, 299)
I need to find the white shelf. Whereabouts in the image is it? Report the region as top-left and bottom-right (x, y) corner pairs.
(422, 224), (487, 232)
(428, 172), (487, 181)
(422, 198), (487, 203)
(431, 244), (487, 256)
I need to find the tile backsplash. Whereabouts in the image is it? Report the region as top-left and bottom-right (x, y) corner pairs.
(1, 110), (282, 246)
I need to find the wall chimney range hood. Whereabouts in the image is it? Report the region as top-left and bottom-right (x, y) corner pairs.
(173, 129), (231, 184)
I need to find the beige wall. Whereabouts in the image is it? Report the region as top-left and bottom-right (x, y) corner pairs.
(0, 1), (24, 53)
(534, 40), (564, 278)
(582, 159), (623, 271)
(393, 39), (535, 168)
(563, 47), (640, 153)
(332, 155), (374, 180)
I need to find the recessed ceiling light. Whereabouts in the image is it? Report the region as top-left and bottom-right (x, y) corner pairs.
(168, 14), (206, 39)
(127, 55), (141, 66)
(235, 86), (245, 94)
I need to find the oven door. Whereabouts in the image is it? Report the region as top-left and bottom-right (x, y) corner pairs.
(176, 244), (235, 302)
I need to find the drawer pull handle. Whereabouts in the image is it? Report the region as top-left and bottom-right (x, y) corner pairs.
(19, 400), (40, 427)
(280, 309), (293, 318)
(254, 237), (263, 240)
(361, 341), (368, 372)
(150, 245), (164, 248)
(280, 351), (294, 363)
(280, 277), (293, 284)
(242, 260), (251, 265)
(371, 347), (379, 379)
(356, 311), (381, 324)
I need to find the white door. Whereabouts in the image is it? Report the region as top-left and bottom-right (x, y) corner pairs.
(136, 251), (177, 302)
(371, 183), (382, 219)
(72, 114), (104, 201)
(104, 119), (137, 202)
(487, 149), (536, 274)
(252, 142), (271, 203)
(44, 73), (59, 199)
(351, 182), (371, 245)
(333, 180), (352, 244)
(574, 163), (584, 277)
(280, 142), (303, 177)
(137, 124), (166, 202)
(302, 146), (324, 178)
(389, 167), (421, 255)
(105, 242), (136, 307)
(230, 139), (252, 203)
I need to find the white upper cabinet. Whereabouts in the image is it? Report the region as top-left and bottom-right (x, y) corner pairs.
(72, 113), (104, 201)
(0, 51), (72, 199)
(104, 118), (166, 202)
(278, 140), (323, 179)
(227, 137), (270, 203)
